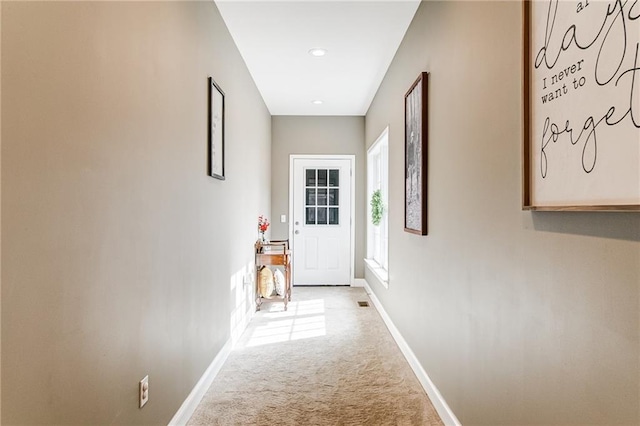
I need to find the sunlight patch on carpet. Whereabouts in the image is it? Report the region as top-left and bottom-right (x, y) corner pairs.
(246, 299), (326, 347)
(262, 298), (325, 317)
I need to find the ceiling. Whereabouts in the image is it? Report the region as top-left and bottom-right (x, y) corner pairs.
(214, 1), (421, 116)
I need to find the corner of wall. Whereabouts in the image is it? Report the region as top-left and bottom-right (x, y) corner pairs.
(352, 278), (367, 288)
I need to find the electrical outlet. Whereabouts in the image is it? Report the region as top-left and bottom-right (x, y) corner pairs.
(139, 375), (149, 408)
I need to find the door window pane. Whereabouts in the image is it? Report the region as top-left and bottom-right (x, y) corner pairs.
(317, 207), (327, 224)
(317, 169), (327, 187)
(317, 188), (327, 205)
(303, 167), (340, 226)
(329, 189), (339, 206)
(329, 169), (339, 187)
(306, 207), (316, 225)
(329, 207), (339, 225)
(306, 189), (316, 206)
(306, 169), (316, 186)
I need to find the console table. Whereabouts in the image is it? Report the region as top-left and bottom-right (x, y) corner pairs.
(255, 240), (292, 311)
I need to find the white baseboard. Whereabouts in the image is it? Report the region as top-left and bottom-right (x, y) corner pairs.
(352, 278), (367, 288)
(170, 299), (255, 426)
(168, 340), (232, 426)
(170, 283), (458, 425)
(362, 280), (461, 426)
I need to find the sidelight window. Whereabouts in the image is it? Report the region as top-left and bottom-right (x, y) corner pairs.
(366, 127), (389, 286)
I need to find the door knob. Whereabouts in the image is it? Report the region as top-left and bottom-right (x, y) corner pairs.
(295, 230), (300, 234)
(295, 221), (299, 225)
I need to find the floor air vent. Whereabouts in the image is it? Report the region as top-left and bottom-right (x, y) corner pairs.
(357, 301), (370, 307)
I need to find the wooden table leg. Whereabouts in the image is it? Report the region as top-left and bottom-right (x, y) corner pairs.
(286, 262), (292, 301)
(255, 268), (262, 311)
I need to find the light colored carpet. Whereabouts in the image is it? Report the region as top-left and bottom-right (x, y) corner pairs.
(188, 287), (443, 426)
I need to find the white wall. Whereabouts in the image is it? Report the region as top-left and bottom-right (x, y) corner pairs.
(365, 1), (640, 424)
(1, 2), (270, 424)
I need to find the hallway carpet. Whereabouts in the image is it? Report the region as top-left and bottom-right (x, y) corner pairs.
(187, 287), (443, 426)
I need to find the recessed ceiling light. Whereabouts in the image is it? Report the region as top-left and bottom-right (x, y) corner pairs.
(308, 48), (327, 57)
(311, 100), (323, 105)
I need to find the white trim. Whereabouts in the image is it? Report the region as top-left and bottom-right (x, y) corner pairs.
(362, 280), (461, 426)
(366, 126), (389, 155)
(352, 278), (367, 288)
(364, 258), (389, 289)
(366, 127), (389, 273)
(288, 154), (356, 286)
(349, 157), (356, 287)
(168, 340), (232, 426)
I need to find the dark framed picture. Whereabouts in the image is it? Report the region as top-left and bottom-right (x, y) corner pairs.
(523, 0), (639, 211)
(404, 72), (428, 235)
(208, 76), (225, 180)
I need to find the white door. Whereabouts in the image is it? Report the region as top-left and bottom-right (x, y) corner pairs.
(292, 157), (352, 285)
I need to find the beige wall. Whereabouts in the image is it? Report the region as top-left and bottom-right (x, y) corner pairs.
(1, 2), (270, 424)
(271, 116), (366, 278)
(0, 1), (3, 419)
(365, 1), (640, 424)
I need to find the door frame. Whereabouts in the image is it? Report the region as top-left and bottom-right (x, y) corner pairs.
(288, 154), (356, 286)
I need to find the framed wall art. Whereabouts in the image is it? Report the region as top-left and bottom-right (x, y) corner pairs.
(523, 0), (640, 211)
(404, 72), (429, 234)
(208, 76), (225, 180)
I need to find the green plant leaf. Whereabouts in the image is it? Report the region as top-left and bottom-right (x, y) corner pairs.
(370, 189), (384, 226)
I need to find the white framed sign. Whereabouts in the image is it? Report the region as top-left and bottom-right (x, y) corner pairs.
(523, 0), (640, 210)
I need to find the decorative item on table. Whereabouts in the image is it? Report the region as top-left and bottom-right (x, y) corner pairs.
(273, 269), (285, 296)
(258, 266), (275, 299)
(257, 215), (270, 243)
